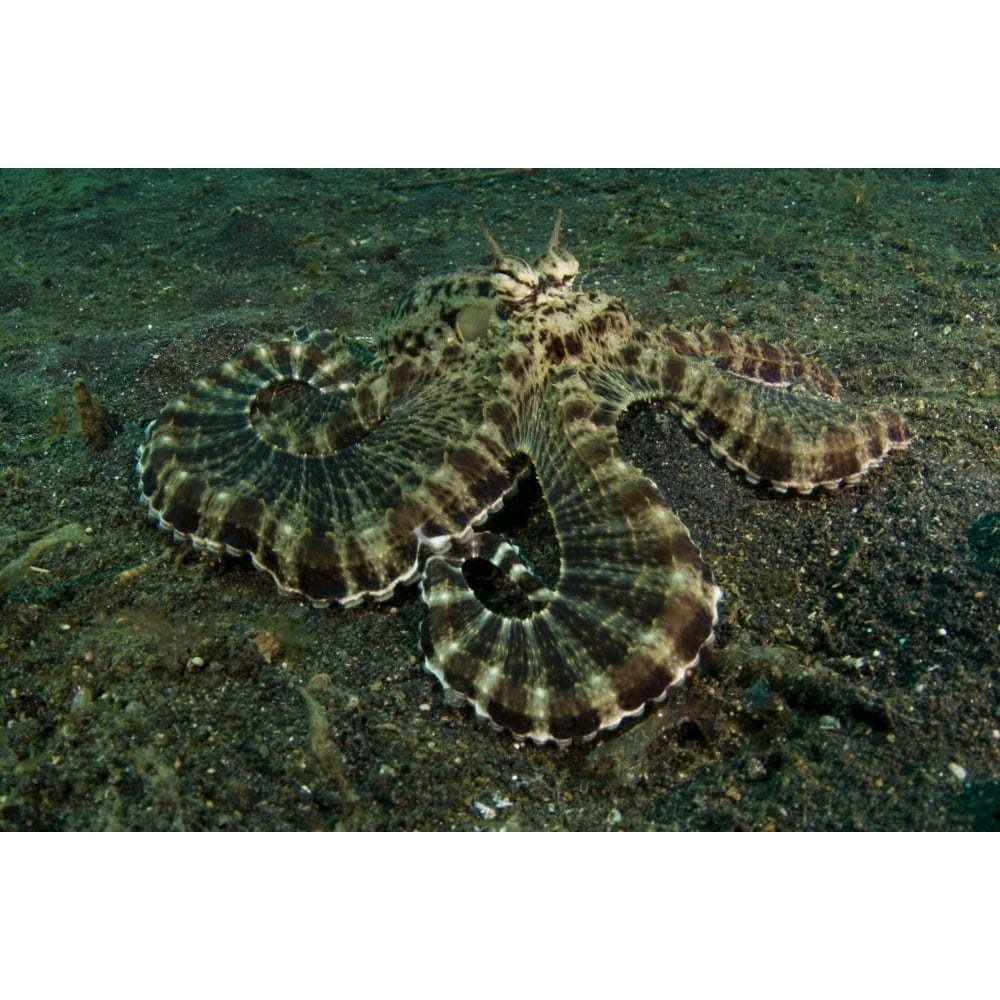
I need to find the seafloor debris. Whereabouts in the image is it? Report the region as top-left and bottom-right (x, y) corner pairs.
(72, 378), (114, 451)
(301, 678), (360, 826)
(0, 522), (91, 599)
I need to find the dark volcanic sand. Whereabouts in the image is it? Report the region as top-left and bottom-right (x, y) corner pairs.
(1, 168), (997, 831)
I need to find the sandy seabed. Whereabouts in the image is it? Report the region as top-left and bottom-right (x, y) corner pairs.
(1, 168), (997, 831)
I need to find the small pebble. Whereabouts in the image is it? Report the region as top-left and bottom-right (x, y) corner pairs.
(947, 762), (967, 783)
(69, 687), (93, 714)
(473, 801), (497, 820)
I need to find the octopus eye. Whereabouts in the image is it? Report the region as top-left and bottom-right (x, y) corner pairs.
(491, 259), (539, 303)
(535, 246), (580, 287)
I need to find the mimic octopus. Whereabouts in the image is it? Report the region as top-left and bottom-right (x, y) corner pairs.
(137, 214), (908, 744)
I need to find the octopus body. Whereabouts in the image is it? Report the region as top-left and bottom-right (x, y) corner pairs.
(137, 215), (909, 744)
